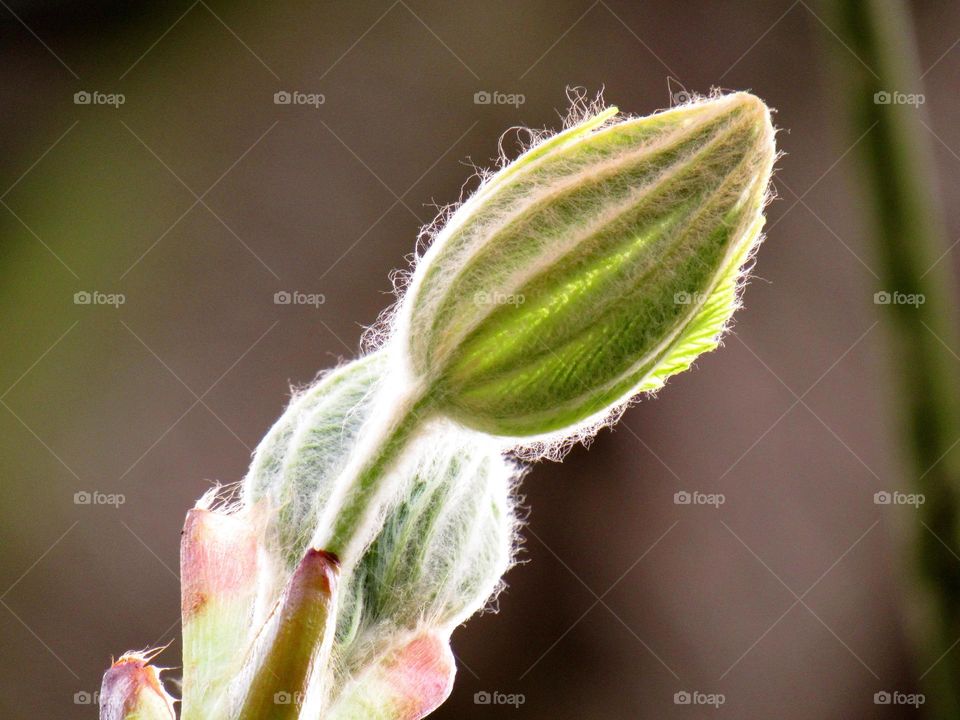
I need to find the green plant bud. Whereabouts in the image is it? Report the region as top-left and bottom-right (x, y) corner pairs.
(99, 652), (176, 720)
(400, 92), (776, 437)
(104, 91), (779, 720)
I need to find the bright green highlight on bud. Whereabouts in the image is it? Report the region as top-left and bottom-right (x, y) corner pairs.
(103, 92), (777, 720)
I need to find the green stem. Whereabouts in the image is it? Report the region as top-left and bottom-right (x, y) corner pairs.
(828, 1), (960, 715)
(321, 389), (438, 561)
(237, 549), (339, 720)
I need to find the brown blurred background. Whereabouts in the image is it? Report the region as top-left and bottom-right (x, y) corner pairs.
(1, 1), (958, 717)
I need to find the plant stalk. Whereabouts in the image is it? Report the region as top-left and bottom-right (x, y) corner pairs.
(828, 0), (960, 715)
(315, 385), (437, 564)
(237, 549), (339, 720)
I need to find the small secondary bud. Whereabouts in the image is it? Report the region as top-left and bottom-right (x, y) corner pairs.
(99, 653), (176, 720)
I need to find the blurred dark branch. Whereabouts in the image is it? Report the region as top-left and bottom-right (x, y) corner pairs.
(828, 0), (960, 715)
